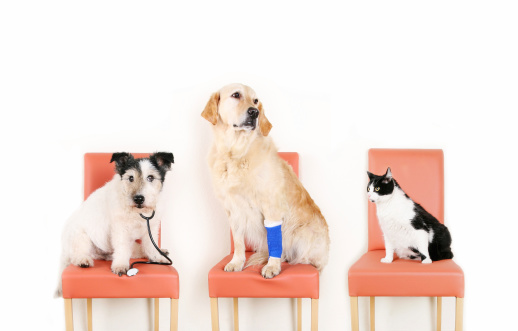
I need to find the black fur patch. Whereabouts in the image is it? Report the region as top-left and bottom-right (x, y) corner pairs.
(149, 152), (174, 183)
(409, 247), (427, 260)
(410, 203), (454, 261)
(110, 152), (174, 182)
(110, 152), (141, 177)
(366, 171), (397, 196)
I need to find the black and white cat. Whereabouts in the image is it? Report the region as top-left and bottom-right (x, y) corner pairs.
(367, 167), (454, 264)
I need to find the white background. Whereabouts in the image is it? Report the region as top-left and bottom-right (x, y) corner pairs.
(1, 1), (517, 330)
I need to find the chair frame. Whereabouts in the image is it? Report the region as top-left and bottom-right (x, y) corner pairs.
(349, 296), (463, 331)
(62, 153), (179, 331)
(64, 298), (178, 331)
(210, 297), (318, 331)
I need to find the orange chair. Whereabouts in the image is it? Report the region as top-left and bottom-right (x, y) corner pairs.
(208, 152), (320, 331)
(61, 153), (179, 331)
(348, 149), (464, 331)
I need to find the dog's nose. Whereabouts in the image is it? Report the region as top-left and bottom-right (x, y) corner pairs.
(247, 107), (259, 119)
(133, 195), (145, 205)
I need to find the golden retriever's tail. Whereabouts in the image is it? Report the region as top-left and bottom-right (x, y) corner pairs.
(245, 251), (269, 268)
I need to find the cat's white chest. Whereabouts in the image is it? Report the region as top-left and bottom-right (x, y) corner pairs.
(376, 195), (416, 247)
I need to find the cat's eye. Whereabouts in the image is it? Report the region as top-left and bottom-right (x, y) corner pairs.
(367, 187), (370, 192)
(375, 187), (380, 191)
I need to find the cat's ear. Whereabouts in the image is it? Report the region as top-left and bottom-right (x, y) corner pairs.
(367, 171), (375, 180)
(385, 167), (393, 179)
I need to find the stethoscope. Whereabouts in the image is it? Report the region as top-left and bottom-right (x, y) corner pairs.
(125, 210), (173, 277)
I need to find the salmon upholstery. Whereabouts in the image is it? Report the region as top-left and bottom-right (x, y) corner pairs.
(349, 251), (464, 297)
(209, 152), (320, 299)
(61, 153), (179, 299)
(62, 260), (179, 298)
(348, 149), (464, 298)
(209, 252), (319, 298)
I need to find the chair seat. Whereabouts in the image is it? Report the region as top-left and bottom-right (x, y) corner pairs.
(348, 250), (464, 297)
(62, 259), (179, 299)
(208, 252), (319, 298)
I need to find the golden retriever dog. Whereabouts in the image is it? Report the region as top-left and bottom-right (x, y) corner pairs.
(201, 83), (330, 278)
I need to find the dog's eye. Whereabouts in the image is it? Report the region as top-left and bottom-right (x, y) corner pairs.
(128, 176), (134, 182)
(375, 187), (380, 192)
(231, 92), (240, 99)
(147, 175), (154, 182)
(254, 99), (258, 105)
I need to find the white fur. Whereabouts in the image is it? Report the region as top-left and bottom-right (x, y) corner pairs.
(368, 183), (433, 264)
(55, 159), (169, 296)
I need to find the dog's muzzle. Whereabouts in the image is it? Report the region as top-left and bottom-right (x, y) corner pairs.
(133, 195), (145, 208)
(241, 107), (259, 130)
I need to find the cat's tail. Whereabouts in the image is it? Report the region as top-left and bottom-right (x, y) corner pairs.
(429, 242), (454, 261)
(436, 248), (454, 260)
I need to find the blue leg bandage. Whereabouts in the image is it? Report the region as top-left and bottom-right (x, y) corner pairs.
(265, 220), (283, 258)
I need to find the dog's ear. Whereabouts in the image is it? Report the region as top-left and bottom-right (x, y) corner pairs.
(150, 152), (174, 171)
(258, 102), (272, 136)
(110, 152), (134, 175)
(201, 92), (220, 125)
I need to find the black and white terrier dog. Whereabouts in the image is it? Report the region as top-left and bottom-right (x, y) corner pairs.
(56, 152), (174, 296)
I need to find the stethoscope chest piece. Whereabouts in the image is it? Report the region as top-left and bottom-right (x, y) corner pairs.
(127, 268), (139, 277)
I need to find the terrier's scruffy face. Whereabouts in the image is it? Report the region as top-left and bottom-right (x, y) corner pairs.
(111, 152), (174, 214)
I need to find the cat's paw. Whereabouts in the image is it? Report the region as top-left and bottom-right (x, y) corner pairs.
(422, 258), (432, 264)
(380, 257), (393, 263)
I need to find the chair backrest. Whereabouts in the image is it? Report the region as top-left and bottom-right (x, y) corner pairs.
(230, 152), (299, 253)
(368, 149), (444, 251)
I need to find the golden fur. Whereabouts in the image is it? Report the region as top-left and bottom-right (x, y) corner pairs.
(202, 83), (330, 278)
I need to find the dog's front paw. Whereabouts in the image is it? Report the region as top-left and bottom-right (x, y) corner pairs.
(160, 248), (169, 256)
(422, 258), (432, 264)
(150, 254), (170, 264)
(111, 263), (129, 277)
(224, 261), (244, 272)
(380, 257), (393, 264)
(72, 256), (94, 268)
(261, 263), (281, 279)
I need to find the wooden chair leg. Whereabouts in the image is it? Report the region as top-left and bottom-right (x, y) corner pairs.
(455, 298), (463, 331)
(311, 298), (318, 331)
(297, 298), (302, 331)
(437, 297), (442, 331)
(64, 299), (73, 331)
(154, 298), (159, 331)
(170, 299), (178, 331)
(210, 298), (219, 331)
(233, 298), (239, 331)
(87, 298), (92, 331)
(350, 297), (359, 331)
(370, 296), (375, 331)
